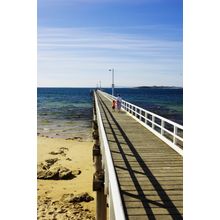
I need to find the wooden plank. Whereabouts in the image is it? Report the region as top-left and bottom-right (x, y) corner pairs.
(120, 186), (183, 193)
(118, 176), (183, 182)
(112, 157), (182, 163)
(116, 170), (182, 177)
(122, 194), (183, 202)
(115, 167), (182, 173)
(124, 200), (183, 208)
(120, 190), (183, 197)
(120, 183), (183, 189)
(115, 165), (182, 171)
(110, 151), (181, 160)
(126, 207), (183, 215)
(119, 179), (183, 186)
(115, 169), (183, 174)
(114, 161), (182, 166)
(127, 215), (182, 220)
(116, 172), (183, 177)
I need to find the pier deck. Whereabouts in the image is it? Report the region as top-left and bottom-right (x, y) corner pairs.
(96, 91), (183, 220)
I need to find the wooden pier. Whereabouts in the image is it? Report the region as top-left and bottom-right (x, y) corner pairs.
(93, 90), (183, 220)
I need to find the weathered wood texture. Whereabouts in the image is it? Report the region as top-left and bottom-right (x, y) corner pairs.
(97, 92), (183, 220)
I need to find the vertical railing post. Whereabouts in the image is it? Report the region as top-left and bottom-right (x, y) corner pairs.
(161, 120), (165, 136)
(174, 126), (178, 145)
(152, 115), (155, 129)
(145, 111), (148, 124)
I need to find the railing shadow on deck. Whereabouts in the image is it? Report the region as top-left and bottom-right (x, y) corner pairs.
(98, 94), (183, 220)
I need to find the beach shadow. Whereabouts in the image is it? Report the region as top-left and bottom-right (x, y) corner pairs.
(98, 94), (183, 220)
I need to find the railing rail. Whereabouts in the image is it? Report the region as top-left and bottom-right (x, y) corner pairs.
(98, 90), (183, 156)
(94, 91), (126, 220)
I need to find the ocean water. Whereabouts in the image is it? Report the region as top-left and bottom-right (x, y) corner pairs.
(37, 87), (183, 140)
(37, 88), (93, 140)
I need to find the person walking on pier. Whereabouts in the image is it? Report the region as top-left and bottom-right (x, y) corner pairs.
(112, 99), (116, 111)
(116, 94), (122, 112)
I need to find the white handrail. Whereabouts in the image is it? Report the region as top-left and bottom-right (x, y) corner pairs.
(99, 90), (183, 156)
(94, 91), (126, 220)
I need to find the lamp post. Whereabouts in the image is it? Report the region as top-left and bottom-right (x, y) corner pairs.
(109, 68), (114, 96)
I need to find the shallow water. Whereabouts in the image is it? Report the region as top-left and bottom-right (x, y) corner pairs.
(37, 88), (93, 140)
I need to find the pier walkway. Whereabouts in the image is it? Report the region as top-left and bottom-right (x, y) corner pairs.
(93, 90), (183, 220)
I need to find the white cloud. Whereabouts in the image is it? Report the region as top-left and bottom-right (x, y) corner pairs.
(38, 27), (181, 58)
(38, 27), (182, 87)
(38, 0), (157, 5)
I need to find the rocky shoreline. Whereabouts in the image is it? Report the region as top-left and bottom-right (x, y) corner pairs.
(38, 195), (95, 220)
(37, 132), (88, 142)
(37, 136), (95, 220)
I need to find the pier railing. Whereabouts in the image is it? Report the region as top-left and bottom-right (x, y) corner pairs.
(98, 90), (183, 156)
(94, 91), (126, 220)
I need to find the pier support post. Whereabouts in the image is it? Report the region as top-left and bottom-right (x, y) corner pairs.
(92, 103), (107, 220)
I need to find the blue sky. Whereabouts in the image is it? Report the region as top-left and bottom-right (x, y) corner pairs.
(38, 0), (182, 87)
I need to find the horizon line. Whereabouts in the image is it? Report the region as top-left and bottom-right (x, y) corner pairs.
(37, 85), (183, 89)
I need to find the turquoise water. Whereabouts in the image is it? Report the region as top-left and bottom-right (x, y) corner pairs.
(37, 87), (183, 139)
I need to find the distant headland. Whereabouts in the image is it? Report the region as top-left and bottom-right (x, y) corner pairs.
(134, 86), (182, 89)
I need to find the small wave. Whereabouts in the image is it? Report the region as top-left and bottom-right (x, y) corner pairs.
(43, 128), (50, 131)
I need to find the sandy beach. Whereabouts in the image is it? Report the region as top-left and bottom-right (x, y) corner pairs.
(37, 136), (96, 220)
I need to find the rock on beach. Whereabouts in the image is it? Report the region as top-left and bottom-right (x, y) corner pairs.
(37, 158), (81, 180)
(61, 193), (94, 203)
(38, 165), (81, 180)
